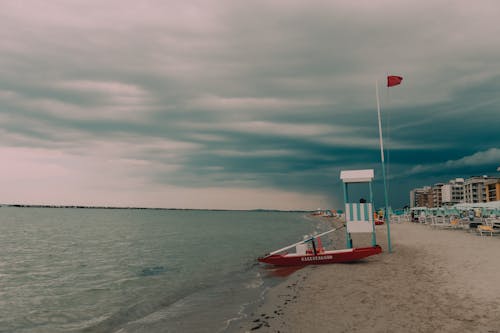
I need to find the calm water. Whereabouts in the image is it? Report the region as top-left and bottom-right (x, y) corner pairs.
(0, 207), (325, 333)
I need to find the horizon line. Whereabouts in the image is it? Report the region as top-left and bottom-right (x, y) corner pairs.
(0, 203), (314, 212)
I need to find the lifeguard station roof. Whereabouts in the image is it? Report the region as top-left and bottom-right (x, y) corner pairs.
(340, 169), (374, 183)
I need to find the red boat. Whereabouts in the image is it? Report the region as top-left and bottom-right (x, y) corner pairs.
(258, 228), (382, 266)
(258, 245), (382, 266)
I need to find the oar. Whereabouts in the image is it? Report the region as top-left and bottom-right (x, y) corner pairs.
(269, 228), (338, 255)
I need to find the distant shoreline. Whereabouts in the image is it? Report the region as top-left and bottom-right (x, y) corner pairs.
(0, 204), (312, 213)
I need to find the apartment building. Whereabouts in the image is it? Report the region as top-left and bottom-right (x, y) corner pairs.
(441, 178), (465, 205)
(485, 179), (500, 202)
(464, 176), (490, 203)
(432, 183), (444, 208)
(410, 186), (433, 208)
(411, 175), (498, 208)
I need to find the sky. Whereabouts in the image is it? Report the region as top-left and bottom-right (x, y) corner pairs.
(1, 0), (499, 210)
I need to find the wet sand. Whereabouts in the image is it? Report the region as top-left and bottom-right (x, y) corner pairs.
(238, 220), (500, 332)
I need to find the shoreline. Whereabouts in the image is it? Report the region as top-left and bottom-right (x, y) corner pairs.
(0, 205), (310, 212)
(237, 220), (500, 332)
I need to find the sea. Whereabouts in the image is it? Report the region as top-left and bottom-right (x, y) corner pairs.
(0, 207), (332, 333)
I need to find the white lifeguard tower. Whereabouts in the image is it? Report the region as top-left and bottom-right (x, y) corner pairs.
(340, 169), (377, 248)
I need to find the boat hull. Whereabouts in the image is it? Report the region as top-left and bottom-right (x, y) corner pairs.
(258, 245), (382, 266)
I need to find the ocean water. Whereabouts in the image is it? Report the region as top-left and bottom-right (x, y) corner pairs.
(0, 207), (327, 333)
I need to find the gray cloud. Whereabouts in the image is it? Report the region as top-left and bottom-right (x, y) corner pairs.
(0, 0), (499, 209)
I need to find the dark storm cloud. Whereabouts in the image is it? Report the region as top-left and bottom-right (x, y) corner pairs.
(0, 0), (499, 208)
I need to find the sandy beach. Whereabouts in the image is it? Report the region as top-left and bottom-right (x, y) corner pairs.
(239, 219), (500, 332)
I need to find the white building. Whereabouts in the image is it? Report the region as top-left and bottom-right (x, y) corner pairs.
(441, 178), (464, 205)
(464, 176), (490, 203)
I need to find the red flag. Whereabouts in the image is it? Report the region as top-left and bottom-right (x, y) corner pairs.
(387, 75), (403, 87)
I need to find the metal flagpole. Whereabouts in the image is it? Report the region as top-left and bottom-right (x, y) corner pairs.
(376, 80), (392, 253)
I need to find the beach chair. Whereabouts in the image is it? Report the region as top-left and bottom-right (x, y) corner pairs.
(477, 225), (498, 237)
(389, 214), (397, 223)
(493, 219), (500, 230)
(447, 217), (464, 229)
(439, 217), (464, 230)
(477, 219), (500, 237)
(430, 216), (448, 228)
(430, 216), (439, 228)
(391, 214), (408, 223)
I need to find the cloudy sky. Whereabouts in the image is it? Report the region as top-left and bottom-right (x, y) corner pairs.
(1, 0), (499, 210)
